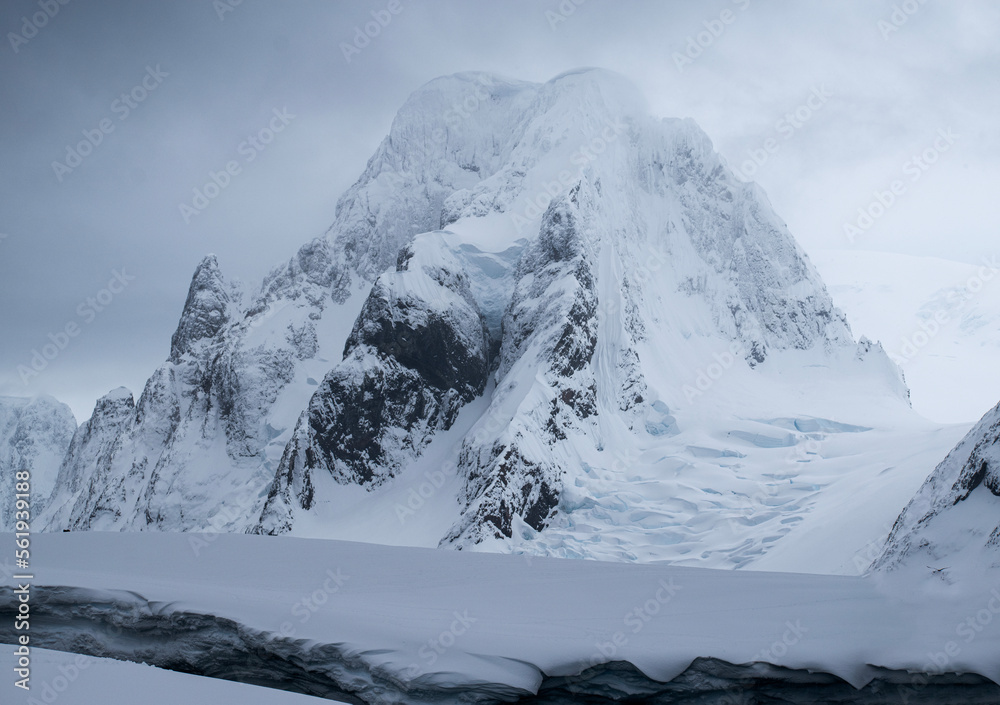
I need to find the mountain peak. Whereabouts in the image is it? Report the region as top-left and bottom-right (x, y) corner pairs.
(94, 386), (135, 413)
(541, 66), (648, 114)
(169, 254), (232, 362)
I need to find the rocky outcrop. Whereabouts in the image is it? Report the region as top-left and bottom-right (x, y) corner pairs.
(873, 400), (1000, 574)
(169, 255), (233, 362)
(255, 234), (491, 533)
(445, 193), (600, 545)
(38, 388), (135, 529)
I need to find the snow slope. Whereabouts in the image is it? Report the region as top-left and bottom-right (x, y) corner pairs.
(811, 249), (1000, 424)
(259, 349), (962, 575)
(0, 646), (344, 705)
(35, 72), (541, 536)
(874, 398), (1000, 587)
(3, 532), (999, 704)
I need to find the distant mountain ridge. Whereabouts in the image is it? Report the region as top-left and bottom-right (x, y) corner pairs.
(0, 395), (75, 531)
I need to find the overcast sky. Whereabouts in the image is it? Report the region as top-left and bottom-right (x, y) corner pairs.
(1, 0), (998, 421)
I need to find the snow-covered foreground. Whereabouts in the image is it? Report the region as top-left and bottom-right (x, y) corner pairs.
(1, 646), (342, 705)
(3, 532), (1000, 704)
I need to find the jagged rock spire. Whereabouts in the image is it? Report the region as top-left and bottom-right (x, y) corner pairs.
(169, 254), (231, 362)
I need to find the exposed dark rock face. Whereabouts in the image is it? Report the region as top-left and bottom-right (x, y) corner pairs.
(344, 239), (491, 399)
(255, 234), (491, 533)
(43, 258), (296, 532)
(31, 69), (906, 553)
(445, 194), (601, 544)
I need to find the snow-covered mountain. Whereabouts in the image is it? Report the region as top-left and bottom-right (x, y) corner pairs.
(812, 249), (1000, 424)
(873, 398), (1000, 582)
(37, 387), (136, 529)
(250, 68), (917, 564)
(34, 69), (939, 571)
(0, 395), (75, 531)
(39, 72), (541, 533)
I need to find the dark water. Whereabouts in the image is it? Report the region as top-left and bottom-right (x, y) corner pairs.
(517, 659), (1000, 704)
